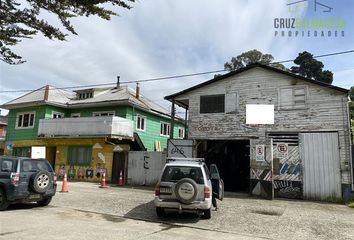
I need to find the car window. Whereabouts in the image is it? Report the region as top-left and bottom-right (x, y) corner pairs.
(203, 164), (210, 180)
(161, 166), (204, 184)
(1, 160), (13, 172)
(21, 160), (53, 172)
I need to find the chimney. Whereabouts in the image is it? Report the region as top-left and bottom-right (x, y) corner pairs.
(43, 85), (49, 101)
(135, 83), (140, 99)
(116, 76), (120, 89)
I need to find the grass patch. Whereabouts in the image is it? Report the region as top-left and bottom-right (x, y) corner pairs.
(348, 202), (354, 208)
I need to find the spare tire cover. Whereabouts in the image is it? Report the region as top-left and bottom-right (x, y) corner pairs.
(175, 178), (198, 204)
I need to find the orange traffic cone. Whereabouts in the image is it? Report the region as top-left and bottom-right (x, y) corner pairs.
(60, 173), (68, 193)
(99, 172), (107, 188)
(118, 170), (124, 186)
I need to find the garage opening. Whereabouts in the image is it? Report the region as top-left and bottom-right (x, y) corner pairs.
(197, 140), (250, 192)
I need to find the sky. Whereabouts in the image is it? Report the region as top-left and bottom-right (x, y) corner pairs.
(0, 0), (353, 115)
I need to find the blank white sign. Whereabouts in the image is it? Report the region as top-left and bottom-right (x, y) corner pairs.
(246, 104), (274, 124)
(31, 146), (46, 159)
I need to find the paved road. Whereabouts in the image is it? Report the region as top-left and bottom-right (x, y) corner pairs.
(1, 181), (354, 240)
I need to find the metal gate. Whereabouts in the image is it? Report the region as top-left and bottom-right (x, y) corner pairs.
(300, 132), (341, 201)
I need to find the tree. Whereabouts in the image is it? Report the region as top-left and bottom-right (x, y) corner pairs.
(290, 51), (333, 84)
(0, 0), (134, 65)
(223, 49), (286, 71)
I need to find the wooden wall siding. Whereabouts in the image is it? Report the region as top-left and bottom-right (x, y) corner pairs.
(174, 67), (351, 186)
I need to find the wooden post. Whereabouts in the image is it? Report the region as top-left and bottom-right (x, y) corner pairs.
(184, 108), (188, 139)
(170, 99), (175, 139)
(270, 138), (274, 200)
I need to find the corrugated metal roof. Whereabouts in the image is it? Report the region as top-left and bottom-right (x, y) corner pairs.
(1, 85), (170, 116)
(1, 86), (74, 107)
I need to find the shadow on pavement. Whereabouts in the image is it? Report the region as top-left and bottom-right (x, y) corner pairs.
(6, 203), (54, 211)
(124, 200), (200, 224)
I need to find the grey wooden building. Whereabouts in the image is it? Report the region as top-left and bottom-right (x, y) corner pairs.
(165, 63), (353, 201)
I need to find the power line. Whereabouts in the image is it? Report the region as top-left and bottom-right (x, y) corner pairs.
(273, 50), (354, 64)
(0, 49), (353, 94)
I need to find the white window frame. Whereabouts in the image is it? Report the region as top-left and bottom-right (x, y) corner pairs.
(178, 127), (185, 139)
(92, 111), (115, 117)
(52, 111), (64, 119)
(71, 113), (81, 118)
(160, 122), (170, 137)
(136, 115), (146, 131)
(16, 112), (35, 129)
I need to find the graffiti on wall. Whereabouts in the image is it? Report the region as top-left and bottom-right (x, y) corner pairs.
(277, 145), (301, 178)
(274, 180), (302, 199)
(250, 144), (303, 199)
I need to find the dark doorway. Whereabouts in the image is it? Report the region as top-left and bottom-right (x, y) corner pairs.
(197, 140), (250, 192)
(112, 152), (126, 184)
(46, 147), (57, 169)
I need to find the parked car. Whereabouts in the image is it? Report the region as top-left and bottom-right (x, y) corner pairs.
(154, 157), (223, 219)
(0, 156), (57, 210)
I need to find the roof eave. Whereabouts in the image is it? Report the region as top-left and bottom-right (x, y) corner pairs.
(164, 63), (349, 101)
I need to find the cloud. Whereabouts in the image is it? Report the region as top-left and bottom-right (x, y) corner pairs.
(6, 0), (351, 115)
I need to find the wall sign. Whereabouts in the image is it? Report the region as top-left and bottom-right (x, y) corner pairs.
(167, 139), (193, 158)
(255, 145), (265, 161)
(31, 146), (46, 159)
(276, 143), (288, 158)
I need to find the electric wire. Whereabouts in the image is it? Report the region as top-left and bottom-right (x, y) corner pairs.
(1, 50), (353, 94)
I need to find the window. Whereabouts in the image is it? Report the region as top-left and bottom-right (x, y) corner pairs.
(161, 166), (204, 184)
(136, 115), (146, 131)
(52, 112), (64, 119)
(71, 113), (81, 118)
(200, 94), (225, 113)
(16, 112), (35, 128)
(93, 111), (115, 117)
(21, 160), (52, 172)
(178, 128), (185, 139)
(160, 122), (170, 136)
(1, 160), (13, 172)
(77, 91), (93, 99)
(68, 146), (92, 165)
(225, 92), (238, 113)
(279, 87), (307, 110)
(13, 147), (31, 157)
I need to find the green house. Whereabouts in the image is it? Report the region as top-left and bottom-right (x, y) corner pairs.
(1, 84), (185, 182)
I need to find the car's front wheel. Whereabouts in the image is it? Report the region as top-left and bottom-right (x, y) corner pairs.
(156, 207), (166, 218)
(0, 188), (9, 211)
(201, 208), (211, 219)
(37, 197), (52, 207)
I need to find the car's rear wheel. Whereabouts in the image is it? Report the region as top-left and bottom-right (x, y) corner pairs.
(0, 188), (9, 211)
(156, 207), (166, 218)
(201, 208), (211, 219)
(37, 196), (52, 207)
(30, 171), (52, 193)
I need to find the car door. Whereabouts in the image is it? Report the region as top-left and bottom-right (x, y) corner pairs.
(210, 164), (224, 200)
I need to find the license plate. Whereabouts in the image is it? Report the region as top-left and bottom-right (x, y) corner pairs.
(29, 194), (40, 199)
(160, 187), (172, 194)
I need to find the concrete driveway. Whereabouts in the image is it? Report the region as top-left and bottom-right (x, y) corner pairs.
(1, 181), (354, 240)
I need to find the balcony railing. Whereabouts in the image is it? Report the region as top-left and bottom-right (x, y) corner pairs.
(38, 116), (133, 138)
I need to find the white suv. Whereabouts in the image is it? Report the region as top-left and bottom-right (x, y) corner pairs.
(154, 158), (223, 219)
